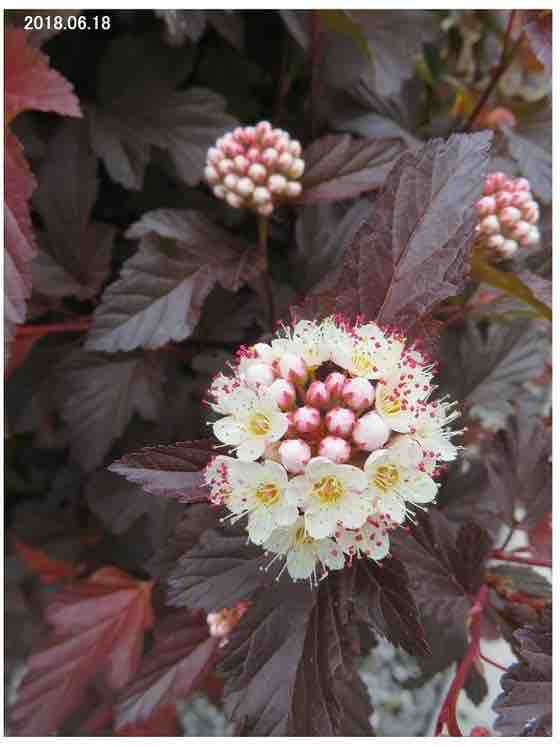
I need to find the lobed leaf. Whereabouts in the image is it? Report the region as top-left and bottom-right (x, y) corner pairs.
(9, 567), (153, 736)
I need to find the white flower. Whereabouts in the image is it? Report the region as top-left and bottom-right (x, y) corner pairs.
(224, 460), (299, 544)
(213, 389), (288, 461)
(335, 513), (395, 561)
(262, 517), (345, 585)
(412, 399), (461, 462)
(286, 457), (370, 539)
(375, 374), (427, 433)
(363, 436), (438, 522)
(330, 322), (403, 381)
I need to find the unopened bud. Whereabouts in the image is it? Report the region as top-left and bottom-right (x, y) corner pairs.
(318, 436), (351, 464)
(293, 406), (321, 434)
(279, 438), (311, 474)
(325, 407), (356, 437)
(353, 412), (391, 451)
(306, 381), (330, 410)
(244, 362), (275, 390)
(288, 158), (305, 179)
(268, 174), (287, 194)
(285, 181), (302, 198)
(499, 206), (521, 226)
(278, 353), (308, 383)
(480, 215), (500, 235)
(500, 239), (519, 258)
(342, 377), (375, 411)
(324, 372), (347, 400)
(268, 378), (296, 410)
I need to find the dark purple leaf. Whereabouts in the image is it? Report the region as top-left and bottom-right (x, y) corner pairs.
(86, 209), (262, 352)
(32, 120), (115, 301)
(87, 35), (236, 190)
(300, 134), (405, 203)
(521, 10), (552, 76)
(221, 571), (374, 736)
(493, 609), (551, 736)
(116, 608), (219, 729)
(109, 439), (216, 502)
(295, 132), (492, 329)
(502, 105), (551, 204)
(352, 556), (429, 656)
(167, 524), (266, 612)
(56, 350), (166, 472)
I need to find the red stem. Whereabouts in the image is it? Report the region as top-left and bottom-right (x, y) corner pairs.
(490, 549), (551, 568)
(464, 10), (519, 132)
(480, 652), (508, 672)
(16, 318), (91, 338)
(435, 585), (488, 736)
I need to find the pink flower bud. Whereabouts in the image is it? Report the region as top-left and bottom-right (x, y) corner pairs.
(268, 378), (296, 410)
(510, 191), (530, 208)
(247, 163), (266, 183)
(204, 165), (220, 184)
(324, 372), (347, 400)
(226, 191), (243, 209)
(218, 158), (234, 175)
(285, 181), (302, 198)
(499, 207), (521, 226)
(514, 177), (530, 192)
(207, 147), (222, 164)
(288, 158), (305, 179)
(234, 155), (249, 173)
(342, 377), (375, 411)
(244, 362), (275, 389)
(278, 353), (308, 383)
(277, 152), (293, 171)
(500, 239), (518, 258)
(262, 148), (278, 167)
(510, 220), (531, 243)
(479, 215), (500, 235)
(213, 185), (226, 199)
(253, 186), (271, 205)
(487, 234), (505, 251)
(521, 200), (539, 223)
(352, 412), (391, 451)
(268, 174), (287, 194)
(285, 411), (298, 438)
(289, 140), (302, 157)
(293, 406), (321, 434)
(237, 177), (254, 197)
(279, 438), (311, 474)
(495, 190), (513, 209)
(477, 196), (496, 215)
(318, 436), (351, 464)
(306, 381), (330, 410)
(484, 172), (505, 194)
(256, 121), (272, 138)
(325, 407), (356, 437)
(224, 173), (238, 190)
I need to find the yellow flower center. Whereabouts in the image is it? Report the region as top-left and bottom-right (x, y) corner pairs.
(295, 526), (315, 545)
(255, 482), (280, 507)
(381, 391), (401, 415)
(313, 476), (344, 505)
(352, 350), (376, 376)
(372, 464), (400, 493)
(248, 412), (271, 437)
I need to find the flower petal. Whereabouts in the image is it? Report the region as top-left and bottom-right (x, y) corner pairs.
(213, 416), (244, 445)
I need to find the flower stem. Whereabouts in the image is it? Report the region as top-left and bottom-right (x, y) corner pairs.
(257, 214), (275, 330)
(490, 549), (551, 568)
(480, 652), (508, 672)
(15, 318), (91, 338)
(435, 585), (488, 736)
(464, 10), (521, 132)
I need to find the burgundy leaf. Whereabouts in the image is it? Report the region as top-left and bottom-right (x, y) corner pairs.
(221, 572), (373, 736)
(295, 132), (492, 329)
(352, 556), (429, 656)
(493, 609), (551, 736)
(521, 10), (552, 76)
(86, 209), (261, 352)
(32, 120), (115, 300)
(300, 134), (404, 203)
(167, 524), (266, 612)
(116, 609), (219, 730)
(9, 567), (153, 736)
(87, 35), (236, 190)
(109, 439), (216, 502)
(56, 350), (166, 472)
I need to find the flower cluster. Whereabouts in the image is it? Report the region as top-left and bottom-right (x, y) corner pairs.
(476, 172), (540, 260)
(204, 121), (305, 216)
(204, 317), (461, 585)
